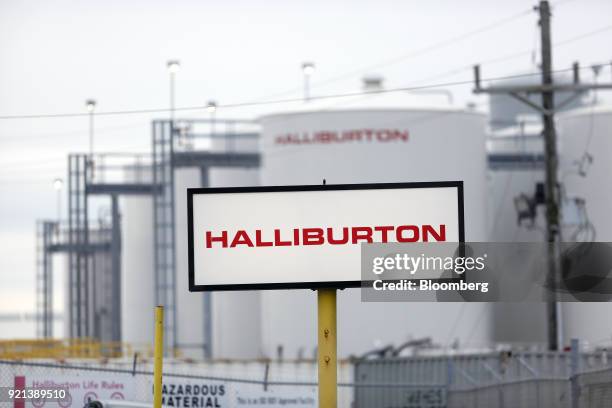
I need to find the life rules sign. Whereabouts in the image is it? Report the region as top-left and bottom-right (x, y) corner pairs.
(188, 182), (464, 291)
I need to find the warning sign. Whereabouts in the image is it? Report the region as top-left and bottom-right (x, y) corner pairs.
(155, 380), (227, 407)
(14, 374), (133, 407)
(12, 374), (317, 408)
(155, 378), (316, 408)
(234, 385), (316, 407)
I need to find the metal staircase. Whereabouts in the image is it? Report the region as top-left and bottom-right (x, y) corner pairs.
(152, 120), (178, 352)
(67, 154), (91, 338)
(38, 119), (260, 357)
(37, 153), (155, 341)
(35, 221), (56, 338)
(152, 118), (260, 356)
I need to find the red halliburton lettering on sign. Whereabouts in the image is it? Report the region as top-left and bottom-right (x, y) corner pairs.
(274, 129), (409, 145)
(205, 225), (446, 249)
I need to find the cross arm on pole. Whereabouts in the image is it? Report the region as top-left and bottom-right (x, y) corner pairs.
(475, 81), (612, 95)
(509, 92), (549, 115)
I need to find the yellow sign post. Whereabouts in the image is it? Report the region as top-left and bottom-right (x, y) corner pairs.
(317, 288), (337, 408)
(153, 306), (164, 408)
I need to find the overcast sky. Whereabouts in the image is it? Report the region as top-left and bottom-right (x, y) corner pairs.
(1, 0), (611, 319)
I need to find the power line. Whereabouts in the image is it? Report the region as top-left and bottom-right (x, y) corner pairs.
(410, 22), (612, 85)
(244, 21), (612, 110)
(249, 0), (580, 101)
(212, 61), (608, 110)
(0, 122), (147, 142)
(0, 63), (608, 121)
(0, 157), (65, 168)
(554, 24), (612, 47)
(552, 0), (581, 6)
(0, 105), (487, 173)
(251, 6), (536, 102)
(0, 181), (56, 186)
(289, 8), (535, 91)
(0, 106), (173, 120)
(0, 19), (609, 121)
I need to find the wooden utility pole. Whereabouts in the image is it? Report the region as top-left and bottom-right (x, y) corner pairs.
(539, 0), (562, 352)
(474, 0), (612, 351)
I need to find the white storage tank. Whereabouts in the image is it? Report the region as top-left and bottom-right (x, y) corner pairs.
(257, 84), (491, 358)
(121, 124), (262, 359)
(120, 195), (155, 348)
(120, 164), (156, 349)
(203, 125), (262, 359)
(558, 106), (612, 348)
(175, 122), (263, 359)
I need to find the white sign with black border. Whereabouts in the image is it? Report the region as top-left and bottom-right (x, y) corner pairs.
(188, 182), (464, 291)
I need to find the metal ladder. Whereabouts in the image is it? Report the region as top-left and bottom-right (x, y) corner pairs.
(35, 221), (55, 338)
(67, 154), (91, 338)
(152, 120), (177, 352)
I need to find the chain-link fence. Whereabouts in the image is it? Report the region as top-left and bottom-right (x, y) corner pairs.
(354, 346), (612, 408)
(1, 353), (612, 408)
(444, 369), (612, 408)
(0, 359), (448, 408)
(447, 377), (571, 408)
(575, 367), (612, 408)
(0, 359), (340, 407)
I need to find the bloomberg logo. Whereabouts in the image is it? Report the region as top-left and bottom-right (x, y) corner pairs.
(205, 225), (446, 249)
